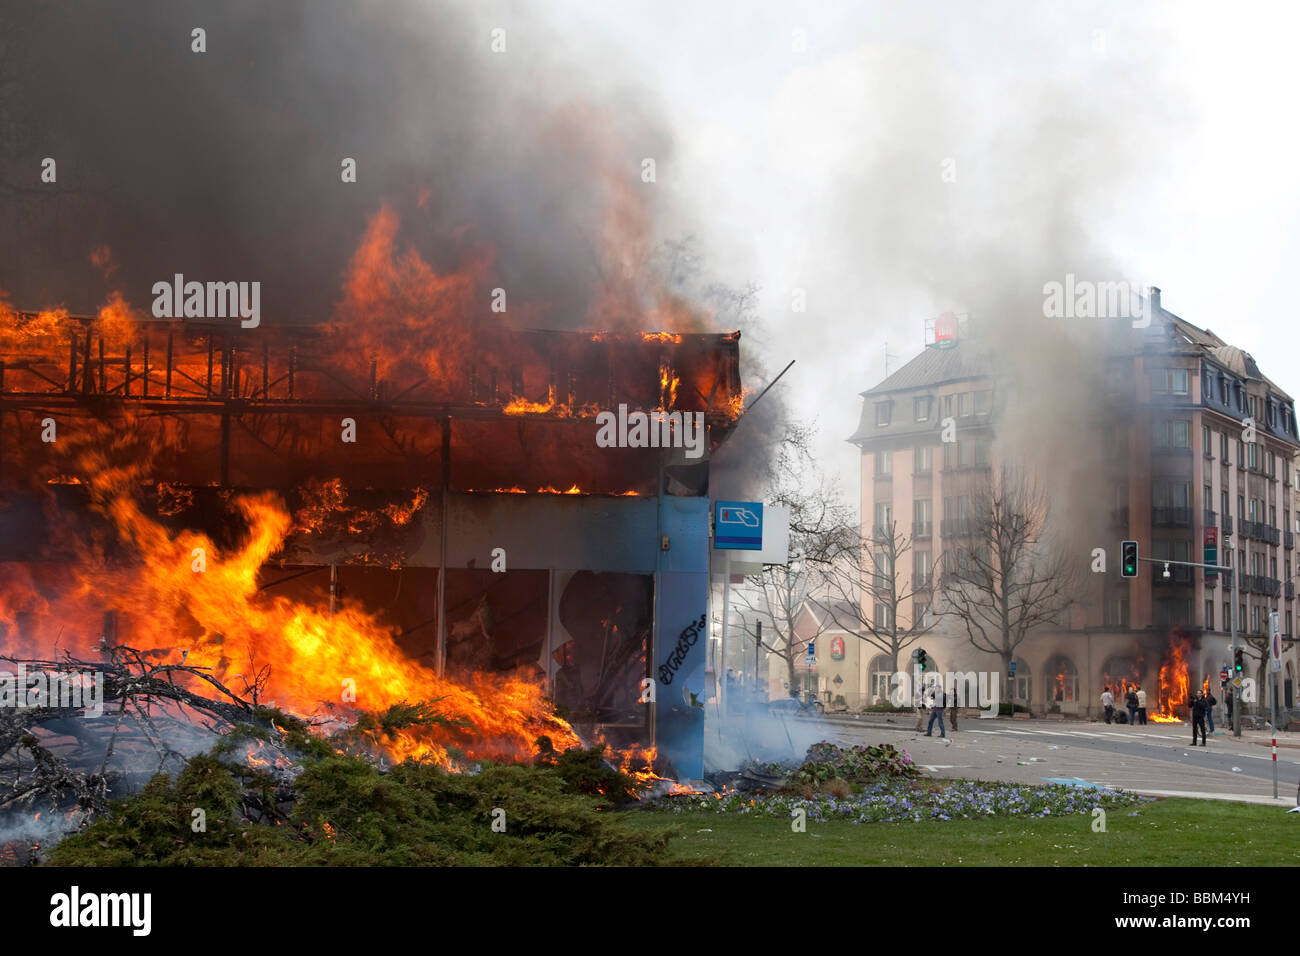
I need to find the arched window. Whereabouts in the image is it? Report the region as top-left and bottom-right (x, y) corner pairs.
(1045, 655), (1079, 704)
(1102, 654), (1141, 698)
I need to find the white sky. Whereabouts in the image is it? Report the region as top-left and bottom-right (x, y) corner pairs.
(548, 0), (1300, 512)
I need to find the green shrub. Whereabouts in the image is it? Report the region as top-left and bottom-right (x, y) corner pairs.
(44, 745), (669, 867)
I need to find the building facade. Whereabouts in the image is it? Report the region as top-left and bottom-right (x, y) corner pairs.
(850, 290), (1300, 719)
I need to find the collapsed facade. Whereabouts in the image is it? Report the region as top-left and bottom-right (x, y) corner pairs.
(848, 289), (1300, 720)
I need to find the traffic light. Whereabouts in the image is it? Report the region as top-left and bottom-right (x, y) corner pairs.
(1120, 540), (1139, 578)
(917, 649), (928, 672)
(1233, 648), (1244, 674)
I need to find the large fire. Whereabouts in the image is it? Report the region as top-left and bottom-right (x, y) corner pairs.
(1103, 632), (1194, 723)
(1150, 633), (1192, 723)
(0, 433), (580, 767)
(0, 206), (743, 775)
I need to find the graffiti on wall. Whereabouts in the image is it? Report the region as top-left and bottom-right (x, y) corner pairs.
(657, 612), (706, 686)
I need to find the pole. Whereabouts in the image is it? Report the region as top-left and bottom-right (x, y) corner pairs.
(720, 549), (731, 714)
(1272, 670), (1279, 798)
(328, 564), (338, 618)
(1230, 549), (1241, 738)
(436, 416), (451, 677)
(755, 620), (762, 698)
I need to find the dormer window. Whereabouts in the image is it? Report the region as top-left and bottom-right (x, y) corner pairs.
(875, 401), (892, 427)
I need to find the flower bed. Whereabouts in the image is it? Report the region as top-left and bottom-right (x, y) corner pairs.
(661, 778), (1147, 825)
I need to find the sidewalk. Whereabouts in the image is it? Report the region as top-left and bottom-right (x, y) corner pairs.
(807, 709), (1300, 738)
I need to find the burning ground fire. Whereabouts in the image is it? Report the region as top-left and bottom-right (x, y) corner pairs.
(0, 440), (581, 768)
(1103, 631), (1195, 723)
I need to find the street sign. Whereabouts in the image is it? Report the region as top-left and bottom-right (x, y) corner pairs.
(1271, 612), (1283, 673)
(1009, 661), (1017, 671)
(714, 501), (763, 550)
(805, 640), (816, 665)
(1220, 667), (1229, 682)
(1204, 527), (1218, 578)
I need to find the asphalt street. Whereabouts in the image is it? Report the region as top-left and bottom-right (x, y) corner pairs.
(813, 715), (1300, 805)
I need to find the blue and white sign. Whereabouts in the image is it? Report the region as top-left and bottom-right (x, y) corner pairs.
(714, 500), (763, 550)
(806, 640), (816, 665)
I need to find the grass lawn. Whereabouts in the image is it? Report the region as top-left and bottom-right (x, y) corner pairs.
(621, 798), (1300, 866)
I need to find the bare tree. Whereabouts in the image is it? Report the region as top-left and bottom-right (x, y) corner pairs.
(938, 466), (1076, 683)
(730, 420), (854, 696)
(821, 520), (938, 688)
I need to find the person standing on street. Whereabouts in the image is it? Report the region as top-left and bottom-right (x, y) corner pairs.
(1125, 686), (1139, 726)
(926, 685), (947, 737)
(1101, 685), (1114, 724)
(1136, 684), (1148, 725)
(947, 684), (959, 734)
(1204, 687), (1216, 733)
(1190, 690), (1208, 745)
(914, 676), (927, 732)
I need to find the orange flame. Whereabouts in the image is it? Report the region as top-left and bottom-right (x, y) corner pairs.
(0, 432), (580, 767)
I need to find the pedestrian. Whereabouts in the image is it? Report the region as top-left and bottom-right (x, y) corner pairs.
(1225, 685), (1234, 725)
(925, 685), (947, 737)
(1204, 687), (1216, 733)
(914, 677), (927, 732)
(1190, 690), (1208, 745)
(1101, 685), (1114, 724)
(1136, 684), (1148, 725)
(947, 685), (959, 734)
(1125, 686), (1139, 726)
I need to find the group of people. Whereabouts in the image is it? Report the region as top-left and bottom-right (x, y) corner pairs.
(1099, 684), (1149, 725)
(1100, 683), (1223, 744)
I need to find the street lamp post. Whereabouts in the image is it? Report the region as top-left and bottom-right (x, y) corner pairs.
(1227, 536), (1240, 738)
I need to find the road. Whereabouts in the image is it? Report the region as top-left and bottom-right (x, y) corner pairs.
(811, 715), (1300, 805)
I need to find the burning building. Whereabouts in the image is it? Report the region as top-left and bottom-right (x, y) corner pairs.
(0, 286), (745, 780)
(848, 289), (1300, 720)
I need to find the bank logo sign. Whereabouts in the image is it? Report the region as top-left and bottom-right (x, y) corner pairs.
(714, 501), (763, 550)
